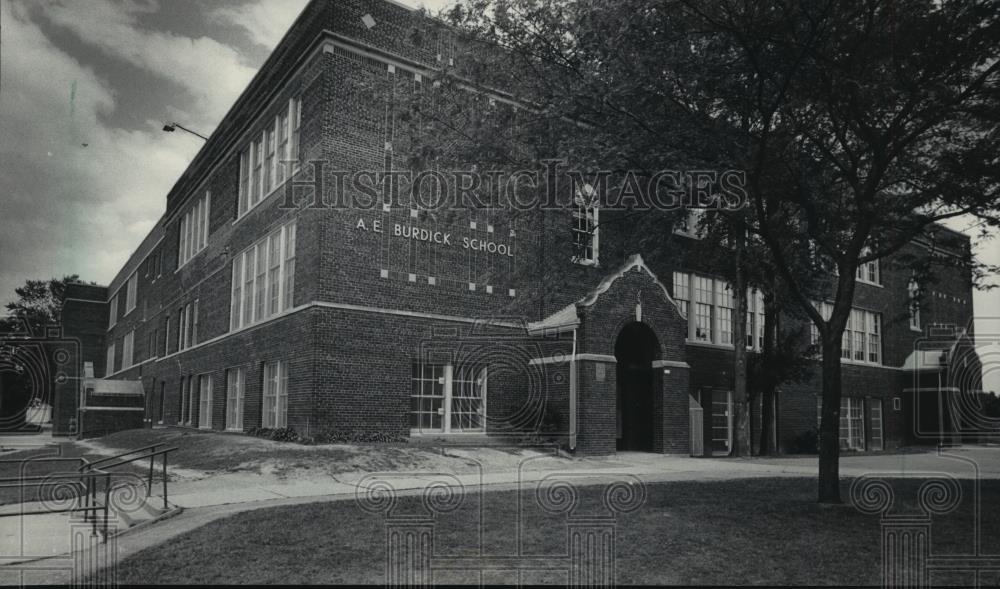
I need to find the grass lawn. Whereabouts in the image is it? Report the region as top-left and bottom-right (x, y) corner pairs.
(107, 477), (1000, 585)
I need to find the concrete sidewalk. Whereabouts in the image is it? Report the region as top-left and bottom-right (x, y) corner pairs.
(4, 445), (998, 585)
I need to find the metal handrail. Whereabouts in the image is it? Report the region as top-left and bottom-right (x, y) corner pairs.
(0, 445), (180, 542)
(80, 446), (178, 513)
(81, 443), (166, 470)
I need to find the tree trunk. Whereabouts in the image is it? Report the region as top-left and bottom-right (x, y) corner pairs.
(758, 290), (778, 456)
(732, 218), (750, 457)
(818, 336), (844, 504)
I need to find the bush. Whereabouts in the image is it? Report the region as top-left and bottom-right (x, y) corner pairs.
(788, 428), (819, 454)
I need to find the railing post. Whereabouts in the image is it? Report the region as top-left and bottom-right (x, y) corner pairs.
(162, 452), (168, 511)
(103, 473), (111, 541)
(148, 453), (154, 497)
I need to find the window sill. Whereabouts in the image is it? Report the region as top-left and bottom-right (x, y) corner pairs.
(571, 258), (599, 267)
(175, 248), (208, 274)
(855, 279), (883, 288)
(685, 339), (735, 351)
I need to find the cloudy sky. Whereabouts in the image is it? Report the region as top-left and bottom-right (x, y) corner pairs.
(1, 0), (998, 391)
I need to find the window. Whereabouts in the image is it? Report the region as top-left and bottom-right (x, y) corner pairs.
(817, 396), (867, 451)
(694, 275), (714, 342)
(230, 220), (297, 330)
(178, 192), (211, 268)
(410, 362), (487, 433)
(672, 272), (689, 316)
(856, 252), (880, 285)
(746, 288), (765, 350)
(122, 330), (134, 370)
(226, 367), (245, 432)
(870, 398), (884, 451)
(238, 97), (302, 218)
(177, 301), (197, 351)
(262, 361), (288, 429)
(868, 314), (881, 364)
(716, 283), (734, 345)
(571, 188), (598, 265)
(198, 374), (213, 430)
(179, 377), (187, 424)
(147, 328), (158, 361)
(106, 342), (116, 377)
(811, 302), (882, 365)
(125, 272), (138, 313)
(908, 278), (921, 330)
(187, 376), (196, 425)
(108, 294), (118, 329)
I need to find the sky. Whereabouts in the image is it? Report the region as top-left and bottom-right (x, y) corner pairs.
(0, 0), (998, 392)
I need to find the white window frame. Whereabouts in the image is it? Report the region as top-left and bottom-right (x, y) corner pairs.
(262, 361), (288, 429)
(410, 362), (488, 434)
(810, 301), (882, 366)
(198, 374), (213, 430)
(122, 330), (134, 370)
(855, 249), (881, 286)
(108, 294), (118, 329)
(230, 220), (297, 331)
(177, 192), (211, 269)
(226, 367), (245, 432)
(125, 272), (138, 314)
(237, 97), (302, 219)
(571, 188), (599, 265)
(106, 342), (116, 377)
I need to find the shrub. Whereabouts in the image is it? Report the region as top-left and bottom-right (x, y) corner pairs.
(244, 427), (407, 445)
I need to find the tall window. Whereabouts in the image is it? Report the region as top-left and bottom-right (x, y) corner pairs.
(125, 272), (138, 313)
(908, 278), (921, 330)
(746, 288), (765, 350)
(106, 342), (116, 377)
(571, 188), (598, 265)
(716, 283), (734, 345)
(262, 361), (288, 429)
(694, 275), (714, 342)
(811, 302), (882, 365)
(122, 330), (135, 370)
(231, 220), (297, 330)
(108, 294), (118, 328)
(226, 367), (245, 432)
(198, 374), (213, 430)
(672, 272), (689, 316)
(817, 396), (868, 451)
(178, 192), (211, 268)
(238, 97), (302, 218)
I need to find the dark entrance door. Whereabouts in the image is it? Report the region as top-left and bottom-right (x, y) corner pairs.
(615, 322), (660, 451)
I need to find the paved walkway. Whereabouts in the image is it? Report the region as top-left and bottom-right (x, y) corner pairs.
(3, 445), (998, 584)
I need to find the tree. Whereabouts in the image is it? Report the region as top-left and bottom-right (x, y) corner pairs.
(4, 275), (83, 328)
(418, 0), (1000, 502)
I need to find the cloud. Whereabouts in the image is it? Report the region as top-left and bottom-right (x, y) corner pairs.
(210, 0), (309, 49)
(0, 0), (199, 304)
(39, 0), (257, 130)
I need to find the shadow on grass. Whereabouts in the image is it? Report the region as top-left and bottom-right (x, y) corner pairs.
(103, 477), (1000, 586)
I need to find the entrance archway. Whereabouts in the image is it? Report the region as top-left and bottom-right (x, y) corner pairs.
(615, 322), (660, 451)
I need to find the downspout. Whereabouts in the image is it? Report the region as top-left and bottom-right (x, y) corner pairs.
(569, 326), (578, 452)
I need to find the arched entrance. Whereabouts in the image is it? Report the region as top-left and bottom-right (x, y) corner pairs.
(615, 322), (660, 451)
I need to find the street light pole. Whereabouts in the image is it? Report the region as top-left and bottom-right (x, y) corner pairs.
(162, 122), (208, 141)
